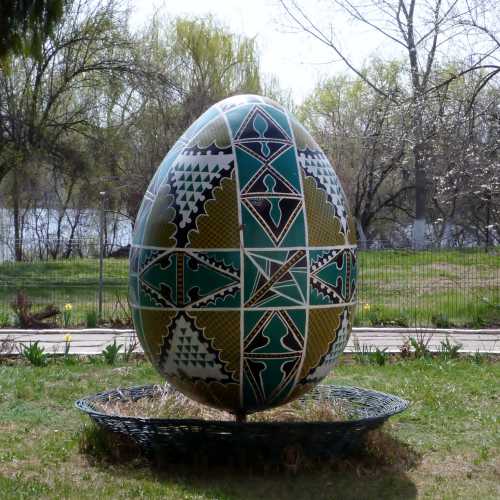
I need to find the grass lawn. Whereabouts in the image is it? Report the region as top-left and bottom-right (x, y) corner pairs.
(0, 357), (498, 499)
(0, 249), (499, 327)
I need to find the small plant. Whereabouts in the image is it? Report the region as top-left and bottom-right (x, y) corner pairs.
(122, 338), (139, 363)
(20, 341), (47, 367)
(63, 334), (72, 358)
(439, 335), (462, 360)
(0, 311), (12, 327)
(102, 340), (122, 365)
(352, 336), (373, 364)
(365, 306), (409, 327)
(86, 310), (98, 328)
(107, 293), (133, 328)
(468, 315), (486, 328)
(469, 349), (484, 364)
(409, 332), (433, 359)
(63, 303), (73, 327)
(370, 347), (388, 366)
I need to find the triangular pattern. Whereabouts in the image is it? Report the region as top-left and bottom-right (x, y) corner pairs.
(139, 250), (240, 309)
(242, 197), (303, 246)
(235, 106), (290, 142)
(233, 106), (292, 164)
(236, 141), (291, 163)
(159, 312), (233, 381)
(242, 309), (305, 409)
(297, 148), (349, 234)
(309, 249), (357, 305)
(244, 250), (307, 307)
(241, 164), (298, 195)
(170, 153), (233, 229)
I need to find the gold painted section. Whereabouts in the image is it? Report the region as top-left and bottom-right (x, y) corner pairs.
(347, 215), (357, 245)
(299, 307), (343, 380)
(204, 382), (241, 411)
(191, 310), (241, 381)
(143, 187), (176, 247)
(188, 172), (239, 248)
(302, 173), (344, 246)
(139, 309), (176, 365)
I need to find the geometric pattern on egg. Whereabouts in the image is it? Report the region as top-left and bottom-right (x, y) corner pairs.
(129, 94), (357, 413)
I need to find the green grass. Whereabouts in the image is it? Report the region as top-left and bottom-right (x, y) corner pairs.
(0, 249), (499, 327)
(357, 249), (499, 327)
(0, 258), (127, 286)
(0, 357), (498, 499)
(0, 258), (129, 327)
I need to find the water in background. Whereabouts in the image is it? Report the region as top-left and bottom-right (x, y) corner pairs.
(0, 208), (132, 262)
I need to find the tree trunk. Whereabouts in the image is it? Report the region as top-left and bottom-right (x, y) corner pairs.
(12, 168), (23, 261)
(412, 99), (428, 249)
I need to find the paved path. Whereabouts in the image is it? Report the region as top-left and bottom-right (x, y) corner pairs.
(1, 327), (499, 355)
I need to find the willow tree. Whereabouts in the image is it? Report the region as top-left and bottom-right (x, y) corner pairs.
(118, 16), (263, 223)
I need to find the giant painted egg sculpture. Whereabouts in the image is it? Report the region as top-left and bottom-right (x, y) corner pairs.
(129, 95), (357, 413)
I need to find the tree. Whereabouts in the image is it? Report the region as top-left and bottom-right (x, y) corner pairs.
(299, 61), (414, 243)
(114, 16), (262, 224)
(429, 72), (499, 245)
(280, 0), (500, 246)
(0, 0), (133, 259)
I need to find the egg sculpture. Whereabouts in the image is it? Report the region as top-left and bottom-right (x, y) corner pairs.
(129, 95), (357, 414)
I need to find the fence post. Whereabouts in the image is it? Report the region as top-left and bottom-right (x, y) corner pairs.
(98, 191), (106, 322)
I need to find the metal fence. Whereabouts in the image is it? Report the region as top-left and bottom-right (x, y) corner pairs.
(0, 241), (498, 329)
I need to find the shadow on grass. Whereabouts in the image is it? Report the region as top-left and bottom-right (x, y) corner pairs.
(79, 423), (420, 499)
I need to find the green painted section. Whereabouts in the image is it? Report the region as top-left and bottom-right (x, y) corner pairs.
(277, 210), (306, 247)
(287, 308), (306, 335)
(128, 277), (139, 305)
(317, 259), (344, 291)
(226, 104), (254, 136)
(243, 310), (265, 338)
(183, 255), (238, 304)
(207, 251), (240, 270)
(235, 147), (265, 189)
(254, 293), (298, 308)
(141, 254), (177, 298)
(310, 287), (334, 306)
(290, 269), (308, 302)
(241, 204), (275, 248)
(269, 148), (302, 192)
(260, 104), (292, 136)
(244, 255), (260, 302)
(271, 282), (304, 304)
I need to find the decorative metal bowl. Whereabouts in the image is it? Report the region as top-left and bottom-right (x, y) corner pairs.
(76, 384), (409, 462)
